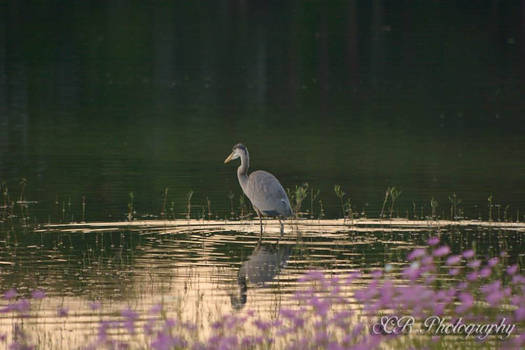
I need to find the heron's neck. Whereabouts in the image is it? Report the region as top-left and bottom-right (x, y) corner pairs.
(237, 151), (250, 189)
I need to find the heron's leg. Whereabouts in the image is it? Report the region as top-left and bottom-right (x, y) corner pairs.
(254, 206), (263, 239)
(279, 218), (284, 237)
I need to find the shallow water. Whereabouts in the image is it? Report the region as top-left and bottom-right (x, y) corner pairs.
(0, 220), (523, 348)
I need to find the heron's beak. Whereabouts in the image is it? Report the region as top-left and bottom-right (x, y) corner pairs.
(224, 152), (234, 164)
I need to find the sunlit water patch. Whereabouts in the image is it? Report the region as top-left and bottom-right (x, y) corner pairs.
(0, 219), (523, 348)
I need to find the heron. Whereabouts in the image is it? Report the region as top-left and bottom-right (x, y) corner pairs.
(224, 143), (293, 236)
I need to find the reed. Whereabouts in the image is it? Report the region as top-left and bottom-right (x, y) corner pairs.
(380, 187), (390, 218)
(186, 190), (194, 220)
(127, 192), (135, 221)
(388, 187), (401, 218)
(334, 185), (345, 219)
(430, 197), (438, 220)
(488, 194), (493, 222)
(161, 187), (169, 219)
(309, 188), (320, 219)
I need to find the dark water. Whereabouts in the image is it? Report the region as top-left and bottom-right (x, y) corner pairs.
(1, 1), (524, 221)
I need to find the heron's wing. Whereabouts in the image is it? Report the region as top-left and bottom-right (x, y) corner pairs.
(246, 170), (292, 217)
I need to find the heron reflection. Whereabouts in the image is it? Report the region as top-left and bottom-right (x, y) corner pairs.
(230, 241), (292, 309)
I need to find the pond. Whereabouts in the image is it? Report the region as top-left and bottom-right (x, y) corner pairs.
(0, 1), (524, 349)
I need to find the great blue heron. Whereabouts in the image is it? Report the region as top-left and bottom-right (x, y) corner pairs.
(224, 143), (293, 236)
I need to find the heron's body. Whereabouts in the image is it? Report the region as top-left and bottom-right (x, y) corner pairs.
(224, 143), (293, 235)
(240, 170), (292, 218)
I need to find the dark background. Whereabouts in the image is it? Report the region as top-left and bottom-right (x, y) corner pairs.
(1, 1), (524, 221)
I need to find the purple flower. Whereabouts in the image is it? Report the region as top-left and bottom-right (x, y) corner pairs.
(144, 318), (157, 335)
(31, 290), (46, 300)
(371, 269), (382, 279)
(456, 292), (473, 313)
(164, 318), (176, 330)
(433, 246), (451, 257)
(121, 307), (138, 319)
(402, 265), (420, 281)
(344, 271), (362, 284)
(241, 336), (263, 347)
(310, 296), (329, 317)
(486, 292), (503, 306)
(280, 308), (298, 319)
(9, 299), (31, 314)
(427, 237), (440, 246)
(151, 332), (174, 350)
(480, 281), (501, 294)
(97, 320), (112, 343)
(479, 267), (491, 278)
(457, 282), (468, 290)
(149, 304), (163, 315)
(515, 307), (525, 321)
(88, 301), (101, 310)
(487, 257), (499, 267)
(466, 271), (478, 281)
(253, 319), (271, 332)
(57, 307), (68, 317)
(433, 303), (446, 315)
(507, 264), (518, 275)
(446, 255), (461, 265)
(408, 248), (426, 260)
(3, 289), (17, 300)
(467, 260), (481, 269)
(462, 249), (475, 259)
(123, 319), (135, 334)
(299, 270), (325, 282)
(449, 268), (460, 276)
(512, 275), (525, 284)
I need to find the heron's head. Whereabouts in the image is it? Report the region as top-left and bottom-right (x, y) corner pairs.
(224, 143), (247, 163)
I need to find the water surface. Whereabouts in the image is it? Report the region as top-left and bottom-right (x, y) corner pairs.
(0, 220), (523, 348)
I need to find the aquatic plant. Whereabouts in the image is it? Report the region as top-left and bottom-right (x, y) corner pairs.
(81, 196), (86, 222)
(430, 197), (439, 219)
(334, 185), (345, 219)
(380, 187), (390, 218)
(239, 195), (248, 219)
(160, 188), (169, 219)
(318, 199), (325, 219)
(293, 183), (309, 218)
(388, 187), (401, 218)
(127, 192), (135, 221)
(309, 188), (320, 219)
(504, 204), (510, 222)
(207, 197), (212, 219)
(186, 190), (194, 220)
(228, 191), (235, 219)
(18, 178), (27, 203)
(488, 194), (493, 221)
(169, 201), (175, 220)
(448, 192), (462, 220)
